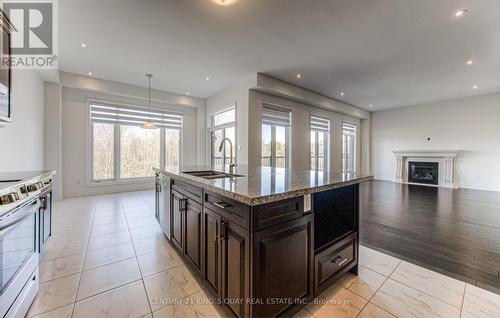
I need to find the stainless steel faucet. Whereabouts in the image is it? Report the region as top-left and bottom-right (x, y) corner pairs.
(218, 138), (236, 174)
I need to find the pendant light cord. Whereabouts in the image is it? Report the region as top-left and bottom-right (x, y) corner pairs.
(146, 73), (153, 122)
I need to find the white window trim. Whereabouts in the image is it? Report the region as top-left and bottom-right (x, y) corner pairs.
(207, 104), (237, 166)
(86, 98), (184, 186)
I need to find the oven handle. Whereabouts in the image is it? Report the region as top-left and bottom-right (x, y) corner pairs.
(0, 200), (40, 231)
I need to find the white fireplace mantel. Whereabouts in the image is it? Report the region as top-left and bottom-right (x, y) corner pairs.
(392, 150), (460, 188)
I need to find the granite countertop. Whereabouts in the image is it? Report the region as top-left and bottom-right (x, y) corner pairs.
(154, 165), (373, 206)
(0, 170), (55, 194)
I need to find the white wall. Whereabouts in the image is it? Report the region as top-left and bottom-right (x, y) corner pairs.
(0, 70), (45, 171)
(44, 82), (63, 199)
(248, 90), (362, 172)
(206, 75), (255, 165)
(371, 93), (500, 191)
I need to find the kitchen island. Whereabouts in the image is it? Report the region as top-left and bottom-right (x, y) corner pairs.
(154, 165), (372, 318)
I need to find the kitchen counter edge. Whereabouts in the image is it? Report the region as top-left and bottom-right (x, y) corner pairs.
(153, 168), (373, 206)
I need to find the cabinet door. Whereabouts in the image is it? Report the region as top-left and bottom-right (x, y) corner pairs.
(251, 214), (314, 318)
(184, 198), (202, 272)
(221, 221), (250, 318)
(171, 191), (184, 253)
(203, 208), (222, 296)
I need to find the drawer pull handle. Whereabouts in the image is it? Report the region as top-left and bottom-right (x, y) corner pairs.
(179, 198), (188, 211)
(219, 221), (227, 240)
(333, 256), (349, 267)
(213, 202), (231, 209)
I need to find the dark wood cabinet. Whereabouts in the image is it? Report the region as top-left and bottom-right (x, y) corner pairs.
(171, 190), (184, 253)
(159, 178), (360, 318)
(314, 232), (358, 295)
(221, 220), (250, 318)
(203, 208), (222, 296)
(252, 214), (314, 318)
(184, 199), (202, 272)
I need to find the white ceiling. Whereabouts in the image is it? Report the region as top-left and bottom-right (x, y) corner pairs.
(59, 0), (500, 111)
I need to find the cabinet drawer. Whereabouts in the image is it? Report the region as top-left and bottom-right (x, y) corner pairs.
(314, 233), (357, 295)
(204, 191), (250, 230)
(172, 179), (202, 203)
(252, 196), (304, 232)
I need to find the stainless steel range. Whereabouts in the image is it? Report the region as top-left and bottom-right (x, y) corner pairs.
(0, 171), (54, 318)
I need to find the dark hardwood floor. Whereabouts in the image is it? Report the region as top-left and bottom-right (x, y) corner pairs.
(360, 180), (500, 292)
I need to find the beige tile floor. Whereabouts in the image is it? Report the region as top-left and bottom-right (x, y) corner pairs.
(26, 191), (500, 318)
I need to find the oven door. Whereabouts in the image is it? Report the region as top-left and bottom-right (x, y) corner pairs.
(0, 199), (40, 318)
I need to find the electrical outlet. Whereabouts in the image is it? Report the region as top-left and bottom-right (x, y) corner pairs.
(304, 194), (311, 212)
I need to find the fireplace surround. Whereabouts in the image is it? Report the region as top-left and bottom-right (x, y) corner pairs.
(392, 150), (459, 188)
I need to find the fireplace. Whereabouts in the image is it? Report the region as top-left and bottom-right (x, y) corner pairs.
(408, 162), (439, 185)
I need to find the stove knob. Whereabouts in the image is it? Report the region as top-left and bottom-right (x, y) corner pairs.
(0, 192), (19, 205)
(27, 183), (42, 192)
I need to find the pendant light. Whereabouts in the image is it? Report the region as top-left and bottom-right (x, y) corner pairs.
(142, 73), (157, 129)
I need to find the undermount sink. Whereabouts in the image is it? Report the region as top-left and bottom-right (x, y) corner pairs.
(182, 170), (244, 179)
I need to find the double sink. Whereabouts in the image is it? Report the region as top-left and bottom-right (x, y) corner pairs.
(182, 170), (244, 180)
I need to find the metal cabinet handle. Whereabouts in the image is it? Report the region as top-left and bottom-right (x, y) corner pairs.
(219, 220), (227, 240)
(40, 196), (47, 210)
(179, 198), (188, 212)
(213, 201), (231, 209)
(333, 256), (349, 267)
(214, 221), (219, 242)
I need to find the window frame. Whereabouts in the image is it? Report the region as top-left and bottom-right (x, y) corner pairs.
(310, 115), (330, 172)
(87, 99), (183, 186)
(342, 121), (357, 174)
(207, 105), (237, 168)
(261, 103), (292, 169)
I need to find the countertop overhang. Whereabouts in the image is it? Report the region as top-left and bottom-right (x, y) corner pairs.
(154, 165), (373, 206)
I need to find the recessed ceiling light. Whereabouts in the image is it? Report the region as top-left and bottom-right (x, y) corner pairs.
(340, 92), (345, 96)
(296, 74), (302, 79)
(210, 0), (239, 6)
(186, 92), (190, 95)
(455, 9), (468, 17)
(466, 60), (473, 65)
(473, 85), (478, 89)
(205, 76), (210, 81)
(87, 72), (93, 76)
(369, 104), (373, 108)
(80, 43), (87, 48)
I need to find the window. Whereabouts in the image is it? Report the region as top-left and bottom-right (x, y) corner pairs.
(209, 108), (236, 167)
(90, 102), (182, 182)
(310, 115), (330, 172)
(165, 129), (180, 169)
(261, 104), (291, 168)
(212, 108), (235, 126)
(92, 123), (114, 180)
(120, 125), (160, 178)
(342, 122), (357, 173)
